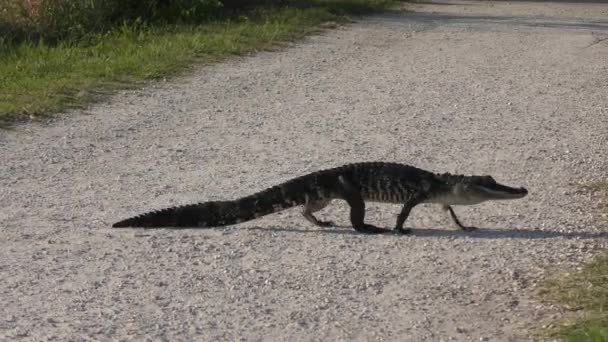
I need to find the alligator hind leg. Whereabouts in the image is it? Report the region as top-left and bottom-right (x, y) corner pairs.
(338, 176), (389, 234)
(444, 205), (478, 231)
(302, 198), (334, 227)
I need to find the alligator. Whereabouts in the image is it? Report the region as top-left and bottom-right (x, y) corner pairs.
(112, 162), (528, 234)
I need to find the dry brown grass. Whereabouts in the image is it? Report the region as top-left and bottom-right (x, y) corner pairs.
(1, 0), (39, 42)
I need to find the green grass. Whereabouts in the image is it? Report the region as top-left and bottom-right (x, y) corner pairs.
(540, 181), (608, 341)
(0, 0), (397, 126)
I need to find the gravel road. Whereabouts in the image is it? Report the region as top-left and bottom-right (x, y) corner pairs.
(2, 1), (608, 340)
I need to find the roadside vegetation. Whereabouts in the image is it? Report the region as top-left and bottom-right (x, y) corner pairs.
(541, 181), (608, 341)
(0, 0), (397, 125)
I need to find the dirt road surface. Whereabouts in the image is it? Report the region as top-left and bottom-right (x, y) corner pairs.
(2, 1), (608, 340)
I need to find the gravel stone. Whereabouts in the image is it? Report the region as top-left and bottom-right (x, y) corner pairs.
(1, 1), (608, 341)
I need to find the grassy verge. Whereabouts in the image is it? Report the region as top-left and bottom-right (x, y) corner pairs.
(540, 181), (608, 341)
(0, 0), (397, 126)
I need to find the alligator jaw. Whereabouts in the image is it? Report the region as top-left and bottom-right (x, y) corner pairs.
(476, 183), (528, 201)
(426, 177), (528, 206)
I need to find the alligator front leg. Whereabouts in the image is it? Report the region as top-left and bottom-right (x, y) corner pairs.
(444, 205), (477, 231)
(394, 203), (414, 234)
(338, 176), (390, 234)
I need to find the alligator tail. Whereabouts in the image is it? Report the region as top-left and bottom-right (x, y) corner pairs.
(112, 183), (307, 228)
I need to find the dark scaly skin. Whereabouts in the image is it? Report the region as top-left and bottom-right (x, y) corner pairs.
(113, 162), (442, 233)
(112, 162), (527, 234)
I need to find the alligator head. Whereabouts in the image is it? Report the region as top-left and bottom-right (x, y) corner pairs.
(429, 174), (528, 206)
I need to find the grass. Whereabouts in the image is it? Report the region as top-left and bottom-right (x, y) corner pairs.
(0, 0), (398, 126)
(540, 181), (608, 341)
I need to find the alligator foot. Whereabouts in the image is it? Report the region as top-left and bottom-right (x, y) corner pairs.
(355, 224), (390, 234)
(394, 227), (412, 235)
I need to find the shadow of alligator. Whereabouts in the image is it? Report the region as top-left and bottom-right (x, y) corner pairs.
(249, 225), (608, 240)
